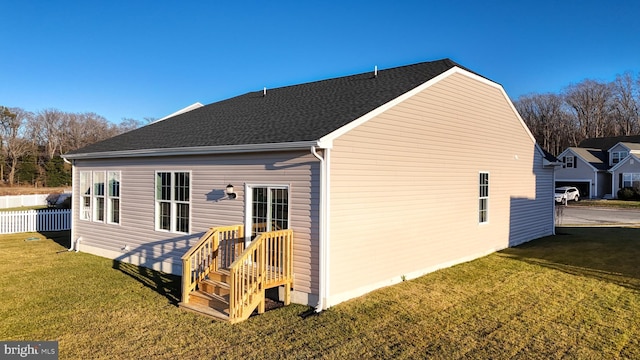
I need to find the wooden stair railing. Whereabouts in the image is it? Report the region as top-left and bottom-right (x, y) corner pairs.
(180, 225), (293, 323)
(228, 229), (293, 323)
(180, 225), (244, 304)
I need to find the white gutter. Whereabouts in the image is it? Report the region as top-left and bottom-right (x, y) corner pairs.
(62, 141), (321, 161)
(310, 146), (329, 312)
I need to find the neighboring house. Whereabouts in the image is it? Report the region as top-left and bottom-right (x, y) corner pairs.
(63, 59), (556, 317)
(554, 147), (609, 198)
(556, 136), (640, 198)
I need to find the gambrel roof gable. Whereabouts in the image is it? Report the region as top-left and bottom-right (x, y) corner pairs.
(65, 59), (482, 158)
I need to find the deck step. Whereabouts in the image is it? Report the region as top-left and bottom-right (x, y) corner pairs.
(190, 290), (229, 311)
(179, 302), (229, 322)
(207, 269), (231, 283)
(200, 278), (230, 296)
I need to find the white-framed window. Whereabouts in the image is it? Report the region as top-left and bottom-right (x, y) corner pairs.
(479, 172), (489, 223)
(79, 171), (91, 220)
(246, 184), (290, 239)
(93, 171), (106, 222)
(155, 171), (190, 233)
(564, 156), (575, 168)
(613, 151), (628, 164)
(107, 171), (121, 224)
(623, 173), (640, 188)
(79, 170), (121, 223)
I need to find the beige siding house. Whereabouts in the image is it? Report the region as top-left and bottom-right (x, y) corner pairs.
(64, 59), (556, 316)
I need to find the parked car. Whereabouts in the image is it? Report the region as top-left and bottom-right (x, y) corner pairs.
(555, 186), (580, 204)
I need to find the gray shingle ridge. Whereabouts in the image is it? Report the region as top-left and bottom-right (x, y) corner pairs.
(578, 135), (640, 151)
(67, 58), (469, 156)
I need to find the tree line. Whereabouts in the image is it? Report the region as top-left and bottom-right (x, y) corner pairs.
(0, 106), (147, 187)
(4, 72), (638, 186)
(514, 72), (640, 156)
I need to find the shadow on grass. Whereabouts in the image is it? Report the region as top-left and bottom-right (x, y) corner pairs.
(39, 230), (71, 249)
(500, 227), (640, 291)
(112, 261), (182, 305)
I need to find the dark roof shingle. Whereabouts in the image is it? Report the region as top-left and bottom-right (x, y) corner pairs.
(67, 59), (469, 156)
(578, 135), (640, 151)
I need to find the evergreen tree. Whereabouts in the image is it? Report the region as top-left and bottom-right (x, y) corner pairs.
(45, 156), (71, 187)
(15, 154), (38, 185)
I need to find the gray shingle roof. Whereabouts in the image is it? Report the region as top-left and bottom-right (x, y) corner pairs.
(66, 59), (472, 156)
(578, 135), (640, 151)
(569, 147), (608, 170)
(620, 142), (640, 151)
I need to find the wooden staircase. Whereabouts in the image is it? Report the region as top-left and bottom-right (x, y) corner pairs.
(179, 269), (232, 321)
(179, 225), (293, 324)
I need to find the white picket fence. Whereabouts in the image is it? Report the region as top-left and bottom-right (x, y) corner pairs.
(0, 209), (71, 234)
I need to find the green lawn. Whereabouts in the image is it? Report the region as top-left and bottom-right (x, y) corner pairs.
(1, 229), (640, 359)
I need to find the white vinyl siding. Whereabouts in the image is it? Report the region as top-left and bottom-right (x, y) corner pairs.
(328, 71), (554, 303)
(71, 152), (317, 298)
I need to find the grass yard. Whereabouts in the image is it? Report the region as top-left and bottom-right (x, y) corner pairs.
(573, 199), (640, 209)
(1, 229), (640, 359)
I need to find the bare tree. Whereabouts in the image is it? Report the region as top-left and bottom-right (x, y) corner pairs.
(564, 79), (615, 140)
(62, 112), (120, 153)
(119, 118), (145, 133)
(611, 72), (640, 135)
(515, 93), (576, 155)
(34, 109), (67, 160)
(1, 107), (34, 185)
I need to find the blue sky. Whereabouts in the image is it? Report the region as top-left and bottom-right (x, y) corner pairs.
(1, 1), (639, 124)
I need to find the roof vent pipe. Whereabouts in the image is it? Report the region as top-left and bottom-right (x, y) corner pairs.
(374, 65), (378, 78)
(263, 87), (267, 96)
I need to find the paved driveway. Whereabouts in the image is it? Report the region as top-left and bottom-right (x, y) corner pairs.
(556, 205), (640, 226)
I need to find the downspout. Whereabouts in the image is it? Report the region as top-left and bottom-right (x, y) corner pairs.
(594, 169), (597, 199)
(69, 237), (82, 252)
(310, 146), (329, 313)
(63, 156), (80, 251)
(552, 163), (557, 235)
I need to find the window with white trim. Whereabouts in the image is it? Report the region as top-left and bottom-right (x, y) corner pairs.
(93, 171), (106, 222)
(613, 151), (628, 164)
(80, 171), (91, 220)
(108, 171), (121, 224)
(155, 171), (190, 233)
(623, 173), (640, 188)
(249, 185), (290, 239)
(479, 172), (489, 223)
(80, 170), (122, 223)
(564, 156), (574, 168)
